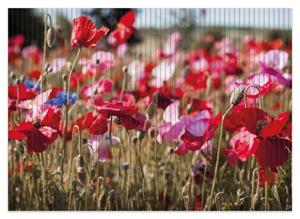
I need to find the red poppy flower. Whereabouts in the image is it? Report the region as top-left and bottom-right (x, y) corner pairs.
(260, 112), (290, 138)
(8, 83), (37, 101)
(95, 101), (148, 131)
(224, 106), (292, 168)
(9, 106), (61, 153)
(188, 98), (212, 114)
(224, 128), (260, 166)
(71, 16), (109, 49)
(108, 10), (136, 47)
(96, 101), (137, 117)
(255, 137), (291, 169)
(224, 107), (273, 135)
(88, 115), (108, 135)
(184, 70), (208, 90)
(258, 168), (276, 187)
(66, 112), (108, 140)
(28, 70), (41, 81)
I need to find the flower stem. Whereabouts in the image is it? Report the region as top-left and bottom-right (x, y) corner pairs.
(265, 180), (269, 210)
(41, 152), (47, 210)
(109, 116), (120, 182)
(207, 105), (233, 210)
(61, 48), (81, 188)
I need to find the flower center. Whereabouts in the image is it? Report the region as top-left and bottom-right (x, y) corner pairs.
(33, 119), (42, 128)
(256, 120), (266, 133)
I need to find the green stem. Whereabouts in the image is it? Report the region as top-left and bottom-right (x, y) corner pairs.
(61, 48), (81, 188)
(109, 116), (120, 182)
(207, 105), (233, 210)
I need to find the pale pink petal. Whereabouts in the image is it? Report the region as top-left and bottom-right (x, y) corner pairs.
(163, 101), (180, 124)
(151, 60), (176, 87)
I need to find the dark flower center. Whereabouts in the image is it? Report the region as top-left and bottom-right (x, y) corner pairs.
(33, 119), (42, 128)
(256, 120), (267, 133)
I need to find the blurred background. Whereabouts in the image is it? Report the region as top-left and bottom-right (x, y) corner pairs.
(8, 8), (292, 50)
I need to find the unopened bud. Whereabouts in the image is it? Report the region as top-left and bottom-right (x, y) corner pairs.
(132, 136), (138, 145)
(149, 128), (157, 139)
(77, 167), (86, 184)
(76, 154), (85, 167)
(122, 66), (128, 74)
(137, 130), (145, 141)
(46, 27), (57, 48)
(70, 179), (78, 190)
(122, 162), (129, 171)
(108, 189), (116, 203)
(146, 102), (157, 120)
(10, 72), (16, 80)
(230, 86), (245, 106)
(62, 74), (67, 81)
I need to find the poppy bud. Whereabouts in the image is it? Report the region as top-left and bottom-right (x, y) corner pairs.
(187, 103), (192, 114)
(15, 79), (21, 85)
(108, 189), (116, 204)
(77, 167), (86, 184)
(230, 86), (245, 106)
(122, 162), (129, 171)
(46, 27), (57, 48)
(19, 74), (26, 82)
(152, 92), (159, 103)
(82, 138), (88, 145)
(32, 166), (41, 179)
(67, 62), (73, 73)
(98, 176), (104, 183)
(149, 128), (157, 139)
(122, 66), (128, 74)
(70, 179), (78, 190)
(10, 72), (16, 80)
(132, 136), (138, 145)
(62, 74), (67, 81)
(18, 143), (25, 155)
(76, 154), (85, 167)
(252, 194), (261, 209)
(146, 102), (157, 120)
(137, 130), (145, 141)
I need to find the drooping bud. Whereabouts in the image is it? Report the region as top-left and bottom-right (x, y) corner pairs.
(46, 27), (57, 48)
(230, 85), (245, 106)
(146, 102), (157, 120)
(122, 66), (128, 74)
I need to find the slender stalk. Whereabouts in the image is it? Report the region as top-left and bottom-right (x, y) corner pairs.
(207, 105), (233, 210)
(265, 179), (269, 210)
(109, 116), (120, 181)
(61, 47), (81, 188)
(41, 152), (47, 210)
(250, 168), (259, 210)
(40, 14), (53, 91)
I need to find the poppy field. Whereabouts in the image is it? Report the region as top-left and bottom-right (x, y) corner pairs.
(8, 9), (292, 211)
